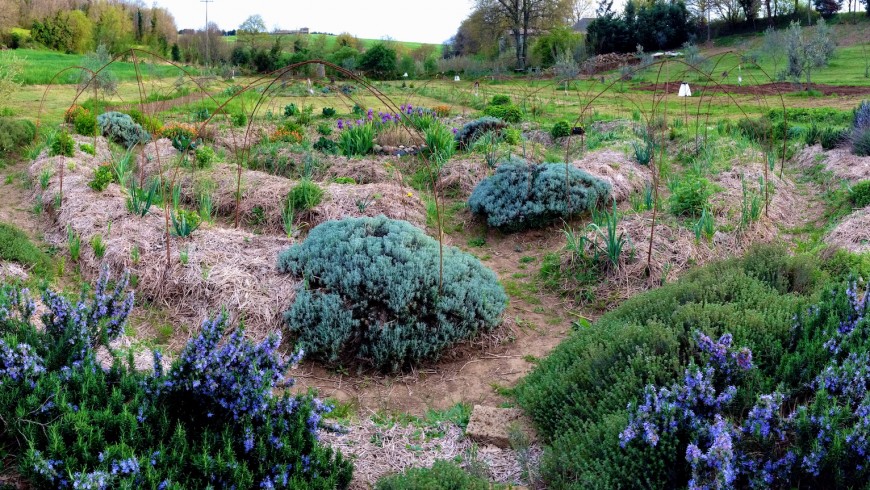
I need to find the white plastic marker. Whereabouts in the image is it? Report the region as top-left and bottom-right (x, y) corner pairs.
(678, 82), (692, 97)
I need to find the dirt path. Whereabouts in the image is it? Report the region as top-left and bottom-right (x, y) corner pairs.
(635, 81), (870, 96)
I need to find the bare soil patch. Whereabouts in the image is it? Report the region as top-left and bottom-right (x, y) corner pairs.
(635, 82), (870, 97)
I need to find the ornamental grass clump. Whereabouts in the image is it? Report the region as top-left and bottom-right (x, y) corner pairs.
(277, 216), (507, 372)
(468, 157), (611, 231)
(0, 269), (353, 489)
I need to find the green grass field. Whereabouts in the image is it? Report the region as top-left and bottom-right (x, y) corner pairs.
(3, 49), (197, 85)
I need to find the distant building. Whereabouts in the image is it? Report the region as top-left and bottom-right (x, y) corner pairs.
(273, 27), (310, 35)
(572, 18), (595, 34)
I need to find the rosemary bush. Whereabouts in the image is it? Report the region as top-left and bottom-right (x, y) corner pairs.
(0, 269), (353, 489)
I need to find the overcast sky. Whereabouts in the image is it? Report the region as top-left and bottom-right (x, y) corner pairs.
(158, 0), (475, 44)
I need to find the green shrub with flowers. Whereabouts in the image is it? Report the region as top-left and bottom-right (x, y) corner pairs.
(0, 267), (353, 489)
(516, 245), (870, 489)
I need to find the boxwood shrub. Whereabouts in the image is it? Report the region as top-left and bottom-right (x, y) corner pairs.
(277, 216), (507, 371)
(468, 157), (611, 231)
(513, 246), (845, 489)
(0, 270), (352, 489)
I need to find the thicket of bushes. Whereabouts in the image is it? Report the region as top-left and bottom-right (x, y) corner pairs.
(468, 157), (611, 231)
(277, 216), (507, 372)
(515, 245), (868, 489)
(0, 270), (353, 489)
(0, 118), (36, 155)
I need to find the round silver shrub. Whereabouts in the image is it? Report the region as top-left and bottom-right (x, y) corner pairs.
(277, 215), (507, 371)
(468, 157), (611, 231)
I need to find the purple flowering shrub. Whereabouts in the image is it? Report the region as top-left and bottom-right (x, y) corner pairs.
(515, 248), (857, 488)
(0, 271), (352, 489)
(621, 282), (870, 489)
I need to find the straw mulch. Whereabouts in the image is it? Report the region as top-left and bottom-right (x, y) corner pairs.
(320, 155), (405, 185)
(0, 262), (29, 283)
(572, 149), (652, 202)
(31, 143), (298, 342)
(138, 142), (426, 233)
(576, 157), (796, 306)
(826, 206), (870, 254)
(321, 418), (541, 490)
(795, 144), (870, 184)
(435, 158), (491, 196)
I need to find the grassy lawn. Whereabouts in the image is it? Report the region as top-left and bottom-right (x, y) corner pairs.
(4, 49), (198, 85)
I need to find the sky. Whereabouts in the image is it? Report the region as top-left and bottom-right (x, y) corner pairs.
(158, 0), (475, 44)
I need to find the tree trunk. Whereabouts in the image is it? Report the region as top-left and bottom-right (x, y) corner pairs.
(512, 28), (522, 69)
(521, 4), (531, 70)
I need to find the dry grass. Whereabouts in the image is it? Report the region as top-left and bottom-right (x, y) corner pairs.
(572, 149), (652, 202)
(575, 156), (800, 306)
(320, 155), (404, 185)
(437, 158), (491, 196)
(375, 125), (425, 148)
(795, 144), (870, 184)
(826, 206), (870, 254)
(139, 140), (426, 233)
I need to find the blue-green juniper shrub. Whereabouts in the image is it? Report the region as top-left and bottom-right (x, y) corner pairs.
(277, 215), (507, 372)
(468, 157), (611, 231)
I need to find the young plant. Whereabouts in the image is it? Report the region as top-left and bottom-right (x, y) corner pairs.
(338, 122), (375, 157)
(281, 200), (299, 238)
(586, 200), (631, 270)
(693, 206), (716, 241)
(126, 179), (157, 217)
(67, 226), (81, 262)
(170, 209), (202, 237)
(88, 165), (114, 192)
(740, 175), (764, 229)
(50, 131), (75, 157)
(198, 191), (214, 223)
(39, 168), (51, 191)
(90, 233), (106, 259)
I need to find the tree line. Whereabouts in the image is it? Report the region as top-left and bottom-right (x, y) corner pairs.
(1, 0), (177, 56)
